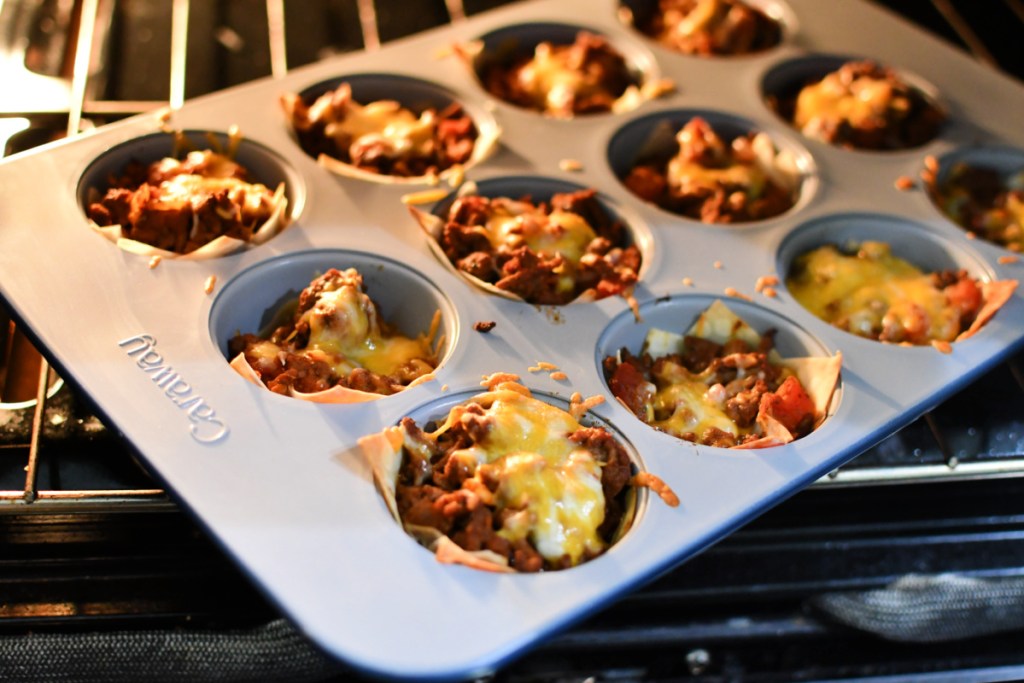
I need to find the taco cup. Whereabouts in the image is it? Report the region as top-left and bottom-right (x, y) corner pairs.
(603, 300), (842, 449)
(86, 127), (290, 259)
(227, 267), (441, 403)
(281, 79), (499, 185)
(358, 375), (678, 572)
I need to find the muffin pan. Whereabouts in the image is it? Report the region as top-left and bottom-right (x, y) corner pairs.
(0, 0), (1022, 678)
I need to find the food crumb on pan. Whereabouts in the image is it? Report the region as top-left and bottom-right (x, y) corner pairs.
(481, 372), (519, 389)
(401, 188), (449, 205)
(473, 320), (496, 333)
(447, 165), (465, 188)
(626, 292), (641, 322)
(713, 260), (723, 269)
(931, 339), (953, 354)
(528, 361), (559, 372)
(998, 255), (1020, 265)
(724, 287), (750, 300)
(682, 277), (694, 287)
(920, 167), (936, 184)
(155, 107), (173, 127)
(148, 255), (162, 270)
(559, 158), (583, 172)
(441, 384), (449, 392)
(895, 175), (915, 191)
(632, 472), (680, 507)
(642, 78), (676, 99)
(965, 231), (977, 239)
(204, 275), (217, 294)
(924, 155), (939, 174)
(762, 286), (778, 298)
(550, 371), (568, 381)
(755, 275), (779, 293)
(569, 392), (605, 420)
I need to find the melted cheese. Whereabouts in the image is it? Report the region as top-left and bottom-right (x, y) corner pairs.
(787, 242), (960, 342)
(301, 270), (434, 376)
(484, 200), (597, 263)
(156, 174), (271, 215)
(323, 99), (437, 161)
(650, 361), (738, 438)
(436, 390), (608, 566)
(667, 158), (766, 198)
(515, 42), (587, 114)
(794, 71), (907, 135)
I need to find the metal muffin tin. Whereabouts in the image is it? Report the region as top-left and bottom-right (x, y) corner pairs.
(1, 0), (1022, 678)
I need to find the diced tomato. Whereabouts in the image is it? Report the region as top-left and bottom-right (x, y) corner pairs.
(943, 277), (982, 320)
(758, 375), (815, 434)
(609, 361), (653, 421)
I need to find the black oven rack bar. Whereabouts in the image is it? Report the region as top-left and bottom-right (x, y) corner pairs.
(1, 0), (1023, 507)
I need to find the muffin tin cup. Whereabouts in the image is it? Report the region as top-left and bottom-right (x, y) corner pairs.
(777, 212), (1016, 348)
(77, 128), (305, 259)
(0, 0), (1022, 678)
(460, 21), (664, 118)
(761, 53), (947, 153)
(208, 248), (458, 402)
(607, 107), (817, 225)
(283, 72), (501, 185)
(596, 293), (842, 448)
(923, 144), (1024, 253)
(361, 383), (649, 572)
(618, 0), (798, 58)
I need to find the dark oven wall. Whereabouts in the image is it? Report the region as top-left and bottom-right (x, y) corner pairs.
(1, 1), (1024, 681)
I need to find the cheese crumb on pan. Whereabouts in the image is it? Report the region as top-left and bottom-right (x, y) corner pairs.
(204, 275), (217, 294)
(632, 472), (680, 507)
(569, 393), (605, 420)
(895, 175), (915, 191)
(528, 361), (559, 372)
(724, 287), (750, 300)
(755, 275), (779, 293)
(481, 372), (520, 389)
(401, 188), (450, 205)
(148, 255), (162, 270)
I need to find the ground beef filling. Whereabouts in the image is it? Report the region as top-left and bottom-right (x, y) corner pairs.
(88, 151), (278, 254)
(480, 31), (636, 116)
(624, 117), (795, 223)
(393, 415), (633, 572)
(633, 0), (782, 56)
(439, 188), (641, 304)
(604, 332), (813, 448)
